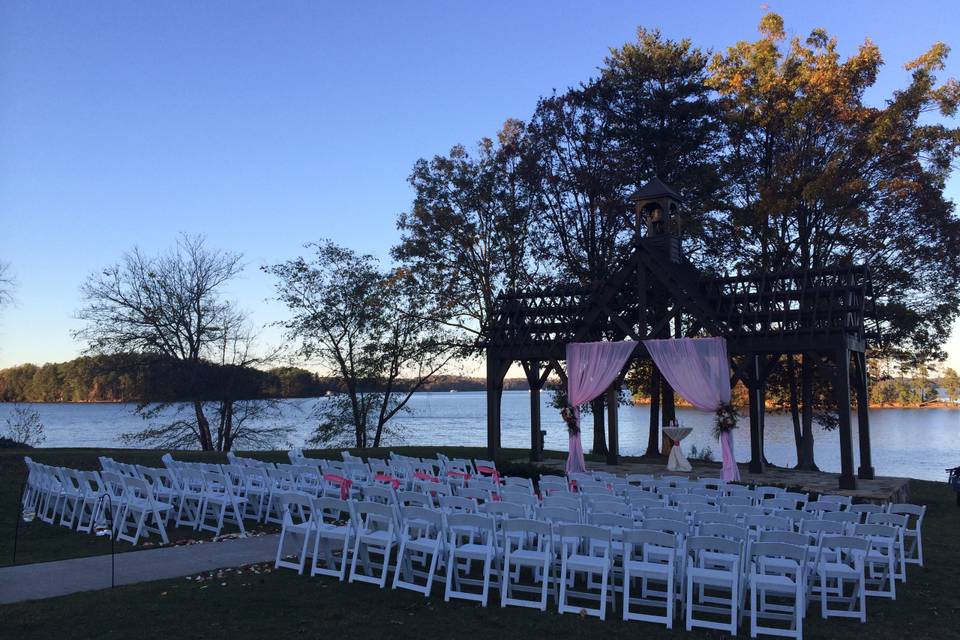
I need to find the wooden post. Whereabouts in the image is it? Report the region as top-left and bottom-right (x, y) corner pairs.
(748, 355), (764, 474)
(591, 396), (607, 455)
(853, 352), (874, 479)
(606, 385), (619, 466)
(486, 356), (504, 460)
(834, 349), (857, 490)
(528, 361), (542, 462)
(646, 366), (661, 457)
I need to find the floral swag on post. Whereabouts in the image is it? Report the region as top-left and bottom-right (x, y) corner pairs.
(560, 404), (579, 435)
(713, 402), (739, 440)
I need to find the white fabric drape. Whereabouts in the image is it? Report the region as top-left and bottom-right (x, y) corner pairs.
(643, 336), (740, 481)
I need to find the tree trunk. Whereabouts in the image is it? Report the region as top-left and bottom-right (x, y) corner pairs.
(661, 379), (676, 455)
(646, 368), (662, 457)
(220, 400), (234, 452)
(193, 400), (213, 451)
(591, 396), (607, 455)
(797, 354), (818, 470)
(788, 356), (802, 460)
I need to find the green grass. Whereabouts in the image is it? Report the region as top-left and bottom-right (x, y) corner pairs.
(0, 448), (958, 639)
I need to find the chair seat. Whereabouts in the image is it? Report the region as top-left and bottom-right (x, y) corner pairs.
(454, 543), (493, 559)
(751, 573), (799, 590)
(818, 562), (860, 578)
(358, 530), (394, 545)
(509, 549), (550, 564)
(125, 497), (173, 511)
(565, 554), (609, 571)
(687, 566), (736, 586)
(624, 559), (671, 577)
(317, 524), (350, 539)
(404, 537), (440, 553)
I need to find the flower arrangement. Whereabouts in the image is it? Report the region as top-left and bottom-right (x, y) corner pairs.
(560, 404), (579, 435)
(713, 401), (739, 440)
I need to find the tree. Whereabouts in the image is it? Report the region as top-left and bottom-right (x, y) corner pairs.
(600, 28), (726, 266)
(74, 234), (291, 451)
(942, 367), (960, 402)
(708, 13), (960, 468)
(392, 120), (538, 350)
(266, 240), (458, 448)
(0, 261), (13, 309)
(3, 406), (45, 447)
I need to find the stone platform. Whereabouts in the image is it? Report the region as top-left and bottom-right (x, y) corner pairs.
(531, 457), (910, 504)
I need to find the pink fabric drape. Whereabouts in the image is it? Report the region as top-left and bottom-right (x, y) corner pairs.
(642, 337), (740, 482)
(565, 340), (638, 474)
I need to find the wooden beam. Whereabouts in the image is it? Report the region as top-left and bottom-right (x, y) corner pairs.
(833, 349), (857, 490)
(853, 351), (875, 480)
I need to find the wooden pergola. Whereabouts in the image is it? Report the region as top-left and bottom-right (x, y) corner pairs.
(482, 179), (876, 489)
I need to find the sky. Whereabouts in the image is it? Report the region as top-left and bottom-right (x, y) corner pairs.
(1, 1), (959, 373)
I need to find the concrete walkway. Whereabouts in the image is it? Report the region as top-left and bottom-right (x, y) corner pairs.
(0, 533), (282, 605)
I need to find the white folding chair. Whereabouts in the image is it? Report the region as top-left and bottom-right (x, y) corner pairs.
(812, 535), (869, 622)
(855, 523), (898, 600)
(747, 542), (806, 639)
(557, 524), (614, 620)
(888, 503), (925, 567)
(622, 529), (677, 628)
(500, 518), (553, 611)
(349, 501), (397, 588)
(275, 493), (314, 574)
(684, 536), (741, 635)
(116, 476), (172, 545)
(393, 507), (445, 596)
(310, 497), (354, 580)
(444, 513), (497, 606)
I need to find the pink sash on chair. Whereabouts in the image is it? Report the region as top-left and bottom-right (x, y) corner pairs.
(323, 473), (353, 500)
(374, 472), (401, 490)
(475, 465), (500, 485)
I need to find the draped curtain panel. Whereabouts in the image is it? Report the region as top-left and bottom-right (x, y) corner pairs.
(565, 340), (638, 474)
(642, 336), (740, 481)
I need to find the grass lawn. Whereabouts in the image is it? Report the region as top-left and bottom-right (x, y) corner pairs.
(0, 448), (957, 639)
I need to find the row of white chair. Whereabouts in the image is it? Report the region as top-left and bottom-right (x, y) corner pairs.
(273, 489), (922, 639)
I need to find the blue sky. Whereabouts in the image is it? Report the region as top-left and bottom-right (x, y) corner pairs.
(1, 1), (958, 372)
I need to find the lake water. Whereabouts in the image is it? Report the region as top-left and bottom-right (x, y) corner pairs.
(2, 392), (958, 482)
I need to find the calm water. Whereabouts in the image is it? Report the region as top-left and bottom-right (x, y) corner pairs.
(2, 392), (958, 482)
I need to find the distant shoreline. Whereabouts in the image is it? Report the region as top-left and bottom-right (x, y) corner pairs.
(1, 393), (957, 411)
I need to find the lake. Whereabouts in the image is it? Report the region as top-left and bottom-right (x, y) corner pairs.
(2, 391), (958, 482)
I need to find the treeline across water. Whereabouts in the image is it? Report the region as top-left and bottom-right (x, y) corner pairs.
(0, 355), (532, 403)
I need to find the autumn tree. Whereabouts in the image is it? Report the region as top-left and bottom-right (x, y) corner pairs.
(392, 120), (538, 350)
(708, 13), (960, 468)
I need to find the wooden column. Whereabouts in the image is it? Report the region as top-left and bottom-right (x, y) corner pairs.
(527, 361), (543, 462)
(606, 385), (619, 466)
(834, 349), (857, 490)
(485, 356), (505, 460)
(591, 396), (607, 455)
(646, 367), (662, 457)
(853, 352), (874, 479)
(748, 355), (765, 474)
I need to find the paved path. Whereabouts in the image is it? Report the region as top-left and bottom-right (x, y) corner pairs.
(0, 533), (283, 604)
